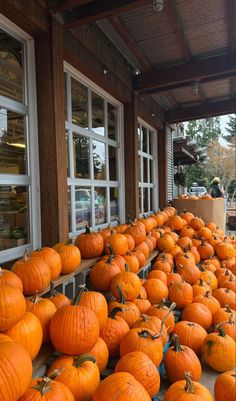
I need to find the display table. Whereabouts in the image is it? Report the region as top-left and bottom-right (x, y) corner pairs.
(173, 198), (226, 229)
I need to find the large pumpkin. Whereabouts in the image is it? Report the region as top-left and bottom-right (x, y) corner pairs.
(31, 247), (62, 280)
(172, 321), (207, 355)
(75, 226), (104, 259)
(163, 373), (214, 401)
(214, 370), (236, 401)
(0, 283), (26, 330)
(143, 278), (169, 304)
(104, 231), (129, 255)
(110, 271), (141, 301)
(168, 280), (193, 309)
(125, 221), (146, 246)
(89, 255), (121, 292)
(53, 240), (81, 274)
(0, 340), (32, 401)
(18, 377), (75, 401)
(0, 267), (23, 291)
(182, 302), (212, 331)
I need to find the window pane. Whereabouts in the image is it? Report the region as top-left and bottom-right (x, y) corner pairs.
(143, 188), (148, 212)
(93, 140), (106, 180)
(71, 78), (88, 128)
(75, 186), (91, 230)
(143, 157), (148, 182)
(138, 125), (141, 150)
(150, 188), (154, 211)
(64, 73), (67, 121)
(0, 29), (24, 102)
(95, 187), (106, 225)
(108, 103), (117, 140)
(149, 131), (153, 155)
(150, 159), (153, 184)
(139, 187), (142, 214)
(0, 110), (27, 174)
(109, 146), (117, 181)
(73, 133), (90, 179)
(67, 186), (72, 232)
(66, 131), (69, 177)
(110, 188), (119, 221)
(92, 92), (104, 136)
(138, 155), (141, 182)
(142, 127), (148, 153)
(0, 185), (29, 251)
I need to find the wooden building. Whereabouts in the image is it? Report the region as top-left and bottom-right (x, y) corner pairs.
(0, 0), (235, 263)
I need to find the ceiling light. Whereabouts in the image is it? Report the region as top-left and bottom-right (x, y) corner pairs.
(153, 0), (164, 13)
(192, 81), (199, 95)
(103, 66), (108, 75)
(7, 142), (26, 148)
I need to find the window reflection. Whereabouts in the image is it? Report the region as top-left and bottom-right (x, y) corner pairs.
(142, 127), (148, 153)
(110, 188), (119, 221)
(108, 146), (117, 181)
(71, 78), (88, 128)
(73, 133), (90, 178)
(143, 188), (148, 212)
(95, 187), (106, 225)
(75, 186), (92, 230)
(138, 124), (141, 150)
(92, 92), (105, 136)
(143, 158), (148, 183)
(93, 140), (106, 180)
(108, 103), (117, 140)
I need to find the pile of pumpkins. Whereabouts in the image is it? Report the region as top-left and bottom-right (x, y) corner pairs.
(177, 193), (224, 200)
(0, 206), (235, 401)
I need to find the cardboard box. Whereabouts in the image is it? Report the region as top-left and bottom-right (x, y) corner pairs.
(172, 198), (226, 230)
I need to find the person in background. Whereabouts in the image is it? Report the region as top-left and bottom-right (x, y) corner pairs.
(209, 177), (224, 198)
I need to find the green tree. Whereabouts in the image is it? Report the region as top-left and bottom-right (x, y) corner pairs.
(223, 115), (236, 148)
(184, 164), (209, 189)
(185, 117), (221, 147)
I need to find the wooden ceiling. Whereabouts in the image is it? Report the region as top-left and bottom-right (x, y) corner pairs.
(47, 0), (236, 121)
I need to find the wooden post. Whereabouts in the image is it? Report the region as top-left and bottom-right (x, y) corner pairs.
(35, 17), (69, 246)
(124, 95), (139, 220)
(158, 128), (168, 208)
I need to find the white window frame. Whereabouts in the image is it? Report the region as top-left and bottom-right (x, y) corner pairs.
(64, 61), (125, 235)
(0, 15), (41, 263)
(138, 118), (158, 215)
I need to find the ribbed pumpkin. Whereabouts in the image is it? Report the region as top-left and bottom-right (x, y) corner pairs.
(146, 301), (176, 334)
(176, 263), (201, 285)
(198, 267), (218, 291)
(138, 215), (156, 233)
(92, 372), (151, 401)
(110, 271), (141, 301)
(180, 211), (194, 225)
(213, 288), (235, 308)
(89, 255), (121, 292)
(157, 233), (175, 252)
(213, 305), (236, 326)
(182, 302), (212, 331)
(88, 337), (109, 372)
(193, 291), (221, 315)
(135, 241), (150, 259)
(215, 242), (235, 260)
(214, 314), (236, 341)
(147, 269), (167, 285)
(197, 241), (214, 260)
(0, 267), (23, 291)
(189, 217), (205, 230)
(100, 307), (130, 357)
(12, 252), (51, 295)
(53, 240), (81, 274)
(120, 327), (163, 366)
(143, 278), (169, 304)
(31, 247), (62, 280)
(99, 246), (126, 272)
(108, 287), (140, 328)
(124, 233), (135, 251)
(115, 351), (160, 398)
(3, 312), (43, 360)
(18, 377), (75, 401)
(180, 225), (195, 238)
(192, 279), (212, 298)
(26, 294), (57, 343)
(163, 373), (214, 401)
(75, 226), (104, 258)
(132, 314), (168, 346)
(123, 252), (140, 273)
(133, 296), (151, 314)
(201, 327), (236, 371)
(0, 333), (12, 343)
(0, 340), (32, 401)
(197, 227), (212, 240)
(125, 221), (146, 246)
(164, 334), (202, 383)
(173, 321), (207, 355)
(168, 215), (184, 231)
(47, 354), (100, 401)
(131, 250), (146, 267)
(49, 282), (71, 310)
(156, 252), (174, 268)
(0, 283), (26, 330)
(214, 370), (236, 401)
(168, 280), (193, 309)
(167, 271), (182, 287)
(152, 259), (172, 274)
(49, 291), (99, 355)
(175, 251), (196, 270)
(104, 231), (129, 255)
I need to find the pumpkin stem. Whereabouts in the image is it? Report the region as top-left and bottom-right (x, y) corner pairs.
(229, 314), (234, 324)
(140, 314), (149, 322)
(116, 285), (126, 304)
(184, 372), (195, 393)
(106, 244), (115, 256)
(65, 238), (73, 245)
(33, 377), (52, 395)
(172, 334), (184, 352)
(205, 291), (211, 298)
(217, 326), (226, 337)
(48, 369), (62, 379)
(85, 226), (91, 234)
(72, 285), (86, 305)
(109, 307), (124, 319)
(73, 354), (96, 367)
(158, 298), (166, 309)
(106, 254), (114, 264)
(199, 278), (204, 287)
(138, 329), (159, 340)
(30, 292), (40, 304)
(160, 302), (176, 336)
(124, 263), (130, 272)
(225, 305), (232, 313)
(23, 249), (30, 262)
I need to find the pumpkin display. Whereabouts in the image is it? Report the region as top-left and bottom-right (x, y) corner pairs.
(11, 252), (51, 295)
(182, 302), (212, 331)
(125, 221), (146, 246)
(49, 281), (71, 309)
(18, 377), (75, 401)
(143, 278), (169, 304)
(31, 247), (62, 280)
(89, 255), (121, 292)
(146, 301), (176, 334)
(47, 354), (100, 401)
(53, 240), (81, 274)
(92, 372), (151, 401)
(168, 280), (193, 309)
(49, 291), (100, 355)
(172, 321), (207, 355)
(214, 370), (236, 401)
(88, 337), (109, 373)
(75, 226), (104, 258)
(115, 351), (160, 398)
(201, 327), (236, 371)
(132, 314), (168, 346)
(108, 287), (140, 328)
(0, 340), (32, 401)
(163, 373), (214, 401)
(3, 311), (43, 360)
(110, 271), (141, 301)
(164, 334), (202, 383)
(0, 283), (26, 330)
(0, 267), (23, 291)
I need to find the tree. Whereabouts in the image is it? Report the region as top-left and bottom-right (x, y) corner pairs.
(223, 115), (236, 149)
(184, 164), (209, 189)
(185, 117), (221, 147)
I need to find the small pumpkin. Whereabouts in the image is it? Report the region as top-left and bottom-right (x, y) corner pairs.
(110, 270), (141, 301)
(75, 226), (104, 259)
(143, 278), (169, 304)
(31, 247), (62, 280)
(163, 372), (214, 401)
(214, 370), (236, 401)
(108, 287), (140, 328)
(189, 217), (205, 231)
(133, 295), (151, 314)
(193, 291), (221, 316)
(49, 281), (71, 310)
(53, 240), (81, 274)
(213, 288), (235, 308)
(182, 302), (212, 331)
(123, 252), (140, 273)
(104, 231), (129, 256)
(88, 337), (109, 373)
(89, 254), (121, 292)
(197, 241), (214, 260)
(125, 221), (146, 246)
(157, 233), (175, 252)
(168, 280), (193, 309)
(18, 377), (75, 401)
(213, 305), (236, 326)
(173, 321), (207, 355)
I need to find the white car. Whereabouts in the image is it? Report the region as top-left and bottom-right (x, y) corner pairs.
(189, 186), (207, 197)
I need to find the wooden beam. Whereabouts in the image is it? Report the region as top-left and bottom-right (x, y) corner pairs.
(47, 0), (92, 11)
(63, 0), (150, 28)
(165, 98), (236, 123)
(227, 0), (236, 50)
(134, 53), (236, 93)
(158, 128), (168, 208)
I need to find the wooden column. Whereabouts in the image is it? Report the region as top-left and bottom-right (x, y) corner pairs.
(158, 128), (168, 208)
(124, 95), (139, 220)
(35, 17), (69, 246)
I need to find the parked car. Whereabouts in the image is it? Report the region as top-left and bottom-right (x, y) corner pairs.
(189, 186), (207, 197)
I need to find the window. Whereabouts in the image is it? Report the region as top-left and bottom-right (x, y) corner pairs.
(138, 119), (158, 214)
(0, 16), (40, 262)
(64, 63), (124, 234)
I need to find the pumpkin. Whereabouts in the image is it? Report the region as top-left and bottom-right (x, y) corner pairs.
(197, 227), (212, 240)
(164, 334), (202, 383)
(89, 255), (121, 292)
(188, 246), (201, 264)
(182, 302), (212, 331)
(153, 212), (165, 227)
(168, 280), (193, 309)
(175, 251), (196, 270)
(132, 314), (168, 346)
(49, 291), (99, 355)
(156, 252), (174, 268)
(92, 372), (151, 401)
(214, 370), (236, 401)
(18, 377), (75, 401)
(110, 271), (141, 301)
(120, 327), (163, 366)
(180, 226), (195, 239)
(224, 276), (236, 292)
(143, 278), (169, 304)
(133, 296), (151, 314)
(152, 259), (172, 274)
(143, 237), (154, 253)
(0, 333), (13, 343)
(198, 267), (218, 291)
(47, 354), (100, 401)
(197, 241), (214, 260)
(115, 351), (160, 398)
(53, 240), (81, 274)
(3, 312), (43, 360)
(176, 263), (201, 285)
(180, 211), (194, 225)
(189, 217), (205, 231)
(147, 269), (167, 284)
(205, 257), (221, 269)
(123, 252), (140, 273)
(49, 281), (71, 310)
(104, 231), (129, 256)
(138, 215), (156, 233)
(167, 271), (182, 287)
(215, 242), (235, 260)
(0, 283), (26, 330)
(0, 340), (32, 401)
(135, 241), (150, 259)
(201, 327), (236, 371)
(213, 288), (235, 308)
(75, 226), (104, 258)
(88, 337), (109, 373)
(167, 215), (185, 231)
(12, 252), (51, 295)
(173, 321), (207, 355)
(124, 233), (135, 251)
(177, 236), (192, 250)
(193, 291), (221, 315)
(213, 305), (236, 326)
(26, 294), (56, 341)
(108, 287), (140, 328)
(170, 244), (183, 258)
(131, 250), (146, 267)
(100, 307), (129, 357)
(125, 221), (146, 246)
(146, 301), (176, 334)
(31, 247), (62, 280)
(100, 246), (126, 272)
(192, 279), (212, 298)
(214, 314), (236, 341)
(163, 373), (214, 401)
(157, 234), (175, 252)
(0, 267), (23, 291)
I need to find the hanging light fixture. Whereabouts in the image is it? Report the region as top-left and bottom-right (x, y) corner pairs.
(191, 81), (199, 95)
(153, 0), (164, 13)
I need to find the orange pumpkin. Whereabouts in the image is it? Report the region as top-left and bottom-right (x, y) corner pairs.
(214, 370), (236, 401)
(157, 234), (175, 252)
(75, 227), (104, 258)
(110, 271), (141, 301)
(125, 221), (146, 246)
(88, 336), (109, 373)
(173, 321), (207, 355)
(18, 377), (75, 401)
(53, 240), (81, 274)
(132, 314), (168, 346)
(0, 283), (26, 331)
(168, 280), (193, 309)
(49, 281), (71, 310)
(163, 373), (214, 401)
(108, 289), (140, 328)
(189, 217), (205, 231)
(146, 301), (176, 334)
(104, 231), (129, 256)
(89, 255), (121, 292)
(123, 252), (140, 273)
(197, 241), (214, 260)
(182, 302), (212, 331)
(75, 285), (108, 329)
(0, 267), (23, 291)
(193, 291), (221, 316)
(143, 278), (169, 305)
(31, 247), (62, 280)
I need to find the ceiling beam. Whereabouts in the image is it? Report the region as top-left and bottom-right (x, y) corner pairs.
(47, 1), (92, 12)
(134, 52), (236, 93)
(227, 0), (236, 50)
(62, 0), (150, 28)
(165, 98), (236, 123)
